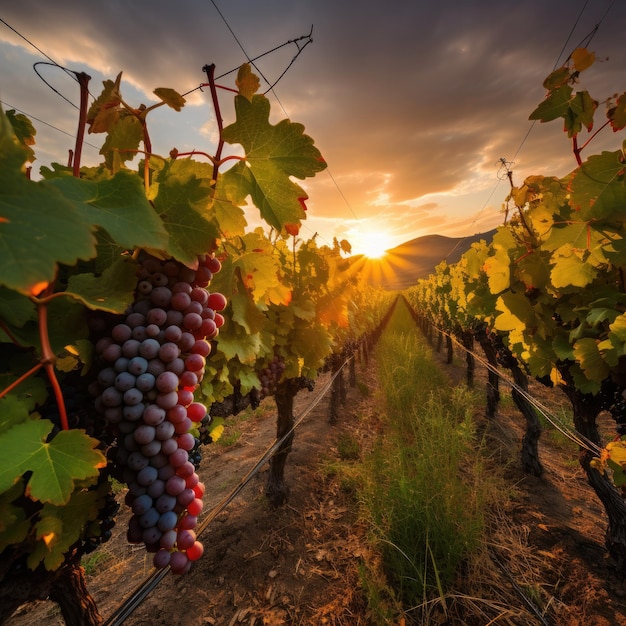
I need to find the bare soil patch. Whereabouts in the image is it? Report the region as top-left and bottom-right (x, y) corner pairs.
(8, 344), (626, 625)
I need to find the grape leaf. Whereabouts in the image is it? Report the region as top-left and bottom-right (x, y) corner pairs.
(608, 92), (626, 131)
(87, 72), (122, 134)
(150, 159), (220, 266)
(222, 93), (326, 230)
(6, 109), (36, 163)
(529, 84), (573, 123)
(564, 91), (596, 137)
(0, 420), (106, 506)
(66, 256), (137, 313)
(0, 110), (97, 295)
(0, 286), (36, 327)
(482, 246), (510, 294)
(48, 170), (169, 252)
(153, 88), (186, 111)
(0, 373), (47, 419)
(571, 47), (595, 73)
(28, 488), (102, 570)
(235, 64), (260, 100)
(0, 480), (29, 552)
(99, 112), (143, 170)
(230, 290), (266, 334)
(569, 151), (626, 220)
(574, 337), (609, 383)
(550, 246), (597, 288)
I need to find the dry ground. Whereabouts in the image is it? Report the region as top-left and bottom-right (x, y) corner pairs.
(7, 344), (626, 625)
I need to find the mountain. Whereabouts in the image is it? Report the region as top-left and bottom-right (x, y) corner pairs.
(351, 229), (497, 291)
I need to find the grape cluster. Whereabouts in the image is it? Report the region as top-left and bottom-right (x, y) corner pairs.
(257, 354), (286, 398)
(91, 252), (226, 574)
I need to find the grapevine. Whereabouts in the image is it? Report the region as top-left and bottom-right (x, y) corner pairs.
(406, 47), (626, 571)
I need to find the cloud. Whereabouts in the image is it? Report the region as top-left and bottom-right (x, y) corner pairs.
(1, 0), (625, 250)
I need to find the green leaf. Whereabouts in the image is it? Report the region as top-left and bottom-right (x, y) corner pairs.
(482, 246), (510, 294)
(0, 420), (106, 506)
(48, 170), (169, 252)
(573, 337), (609, 383)
(0, 286), (36, 327)
(28, 488), (102, 570)
(564, 90), (597, 138)
(609, 313), (626, 343)
(86, 73), (122, 134)
(608, 93), (626, 132)
(493, 293), (532, 332)
(0, 111), (97, 295)
(151, 159), (220, 266)
(6, 109), (36, 163)
(570, 151), (626, 221)
(99, 112), (143, 170)
(550, 246), (597, 288)
(222, 94), (326, 230)
(66, 256), (137, 313)
(0, 480), (29, 552)
(153, 88), (186, 111)
(529, 84), (573, 123)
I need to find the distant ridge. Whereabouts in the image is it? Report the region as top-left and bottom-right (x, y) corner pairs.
(354, 229), (497, 291)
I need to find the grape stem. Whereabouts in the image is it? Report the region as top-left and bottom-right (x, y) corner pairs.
(0, 318), (29, 348)
(0, 362), (44, 401)
(36, 299), (70, 431)
(202, 64), (225, 187)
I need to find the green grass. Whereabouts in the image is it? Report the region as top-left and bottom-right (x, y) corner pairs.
(355, 299), (488, 618)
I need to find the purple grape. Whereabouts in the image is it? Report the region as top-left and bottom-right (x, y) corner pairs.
(139, 339), (161, 360)
(157, 510), (178, 532)
(132, 493), (153, 515)
(146, 307), (167, 326)
(123, 402), (146, 421)
(158, 342), (180, 363)
(136, 372), (156, 392)
(127, 451), (149, 472)
(156, 371), (179, 393)
(128, 356), (149, 375)
(142, 526), (163, 545)
(134, 424), (156, 445)
(114, 357), (130, 373)
(156, 493), (177, 513)
(101, 386), (123, 407)
(139, 508), (160, 529)
(122, 339), (141, 358)
(98, 367), (117, 387)
(137, 465), (158, 487)
(123, 387), (144, 406)
(115, 371), (136, 392)
(143, 404), (166, 426)
(151, 286), (172, 307)
(141, 439), (162, 457)
(153, 549), (171, 569)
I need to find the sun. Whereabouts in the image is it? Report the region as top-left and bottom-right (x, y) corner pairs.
(350, 230), (393, 259)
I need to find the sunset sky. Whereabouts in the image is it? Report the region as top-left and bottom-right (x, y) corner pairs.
(1, 1), (624, 256)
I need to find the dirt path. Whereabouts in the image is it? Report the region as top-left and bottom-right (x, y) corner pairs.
(8, 342), (626, 625)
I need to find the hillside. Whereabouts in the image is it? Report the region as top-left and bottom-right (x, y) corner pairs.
(351, 229), (497, 291)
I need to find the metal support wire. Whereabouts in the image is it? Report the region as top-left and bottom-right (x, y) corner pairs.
(433, 325), (602, 456)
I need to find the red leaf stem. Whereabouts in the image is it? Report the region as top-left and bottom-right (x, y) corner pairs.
(37, 300), (69, 430)
(0, 362), (44, 401)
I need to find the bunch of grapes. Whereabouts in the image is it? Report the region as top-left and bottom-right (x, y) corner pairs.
(91, 252), (226, 574)
(257, 354), (286, 398)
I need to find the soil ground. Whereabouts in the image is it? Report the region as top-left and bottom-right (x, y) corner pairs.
(7, 342), (626, 625)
